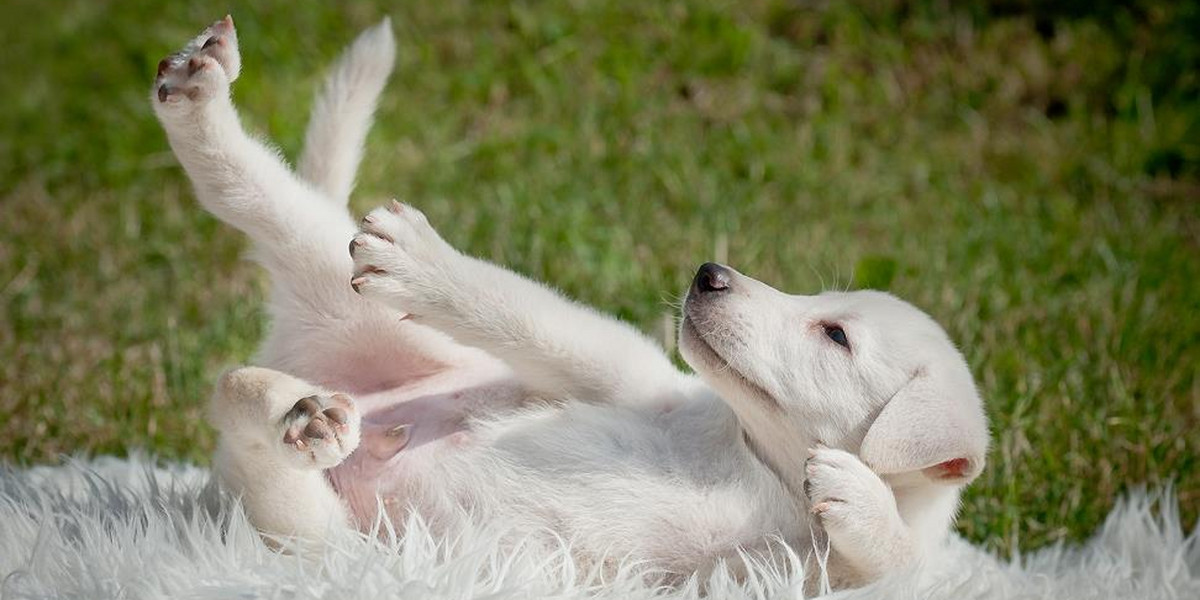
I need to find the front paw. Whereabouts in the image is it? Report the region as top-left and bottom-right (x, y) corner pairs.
(805, 447), (899, 549)
(349, 201), (460, 314)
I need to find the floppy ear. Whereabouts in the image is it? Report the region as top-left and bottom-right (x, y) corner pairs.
(859, 367), (989, 484)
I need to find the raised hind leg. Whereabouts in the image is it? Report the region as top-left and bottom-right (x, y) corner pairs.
(151, 16), (356, 304)
(150, 17), (467, 390)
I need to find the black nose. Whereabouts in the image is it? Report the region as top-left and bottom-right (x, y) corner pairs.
(694, 262), (731, 293)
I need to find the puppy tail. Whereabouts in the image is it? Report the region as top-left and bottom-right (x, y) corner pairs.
(298, 17), (396, 206)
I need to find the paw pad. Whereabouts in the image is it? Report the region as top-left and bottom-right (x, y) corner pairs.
(277, 393), (359, 468)
(152, 15), (241, 106)
(283, 394), (352, 445)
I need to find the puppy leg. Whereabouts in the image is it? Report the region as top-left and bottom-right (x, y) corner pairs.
(151, 17), (356, 299)
(348, 202), (688, 405)
(151, 19), (465, 385)
(805, 447), (918, 585)
(209, 367), (362, 544)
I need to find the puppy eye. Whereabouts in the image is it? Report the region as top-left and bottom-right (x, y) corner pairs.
(824, 324), (850, 350)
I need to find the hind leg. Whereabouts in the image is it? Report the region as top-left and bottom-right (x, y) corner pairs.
(152, 18), (468, 387)
(210, 367), (361, 544)
(152, 17), (355, 297)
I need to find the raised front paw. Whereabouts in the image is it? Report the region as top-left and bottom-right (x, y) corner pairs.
(805, 447), (917, 582)
(349, 201), (460, 314)
(805, 447), (900, 544)
(279, 393), (361, 469)
(152, 15), (241, 108)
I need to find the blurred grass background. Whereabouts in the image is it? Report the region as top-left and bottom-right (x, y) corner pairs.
(0, 0), (1196, 555)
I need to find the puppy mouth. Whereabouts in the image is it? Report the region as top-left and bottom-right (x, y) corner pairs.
(680, 316), (782, 411)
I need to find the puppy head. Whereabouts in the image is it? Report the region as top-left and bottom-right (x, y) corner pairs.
(678, 263), (988, 488)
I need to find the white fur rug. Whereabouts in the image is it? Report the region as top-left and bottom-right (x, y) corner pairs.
(0, 456), (1195, 599)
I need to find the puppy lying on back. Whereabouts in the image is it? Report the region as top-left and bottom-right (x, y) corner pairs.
(151, 16), (989, 589)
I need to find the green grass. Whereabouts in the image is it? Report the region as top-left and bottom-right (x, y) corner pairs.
(1, 0), (1196, 555)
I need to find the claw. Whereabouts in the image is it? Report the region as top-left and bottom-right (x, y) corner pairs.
(210, 14), (234, 35)
(388, 199), (404, 214)
(361, 213), (396, 241)
(351, 276), (367, 293)
(386, 424), (411, 441)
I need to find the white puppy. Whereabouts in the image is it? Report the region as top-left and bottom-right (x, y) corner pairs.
(151, 18), (989, 590)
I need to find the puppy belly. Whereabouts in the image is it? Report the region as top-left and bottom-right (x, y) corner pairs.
(324, 366), (526, 527)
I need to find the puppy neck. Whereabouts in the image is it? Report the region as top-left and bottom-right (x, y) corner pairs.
(738, 420), (811, 505)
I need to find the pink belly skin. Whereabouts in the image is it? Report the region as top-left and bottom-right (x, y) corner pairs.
(324, 364), (528, 527)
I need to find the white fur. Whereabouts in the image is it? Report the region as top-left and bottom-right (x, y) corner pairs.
(150, 18), (990, 590)
(2, 458), (1196, 600)
(298, 18), (396, 205)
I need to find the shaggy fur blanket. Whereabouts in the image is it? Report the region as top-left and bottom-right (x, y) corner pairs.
(0, 455), (1195, 599)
